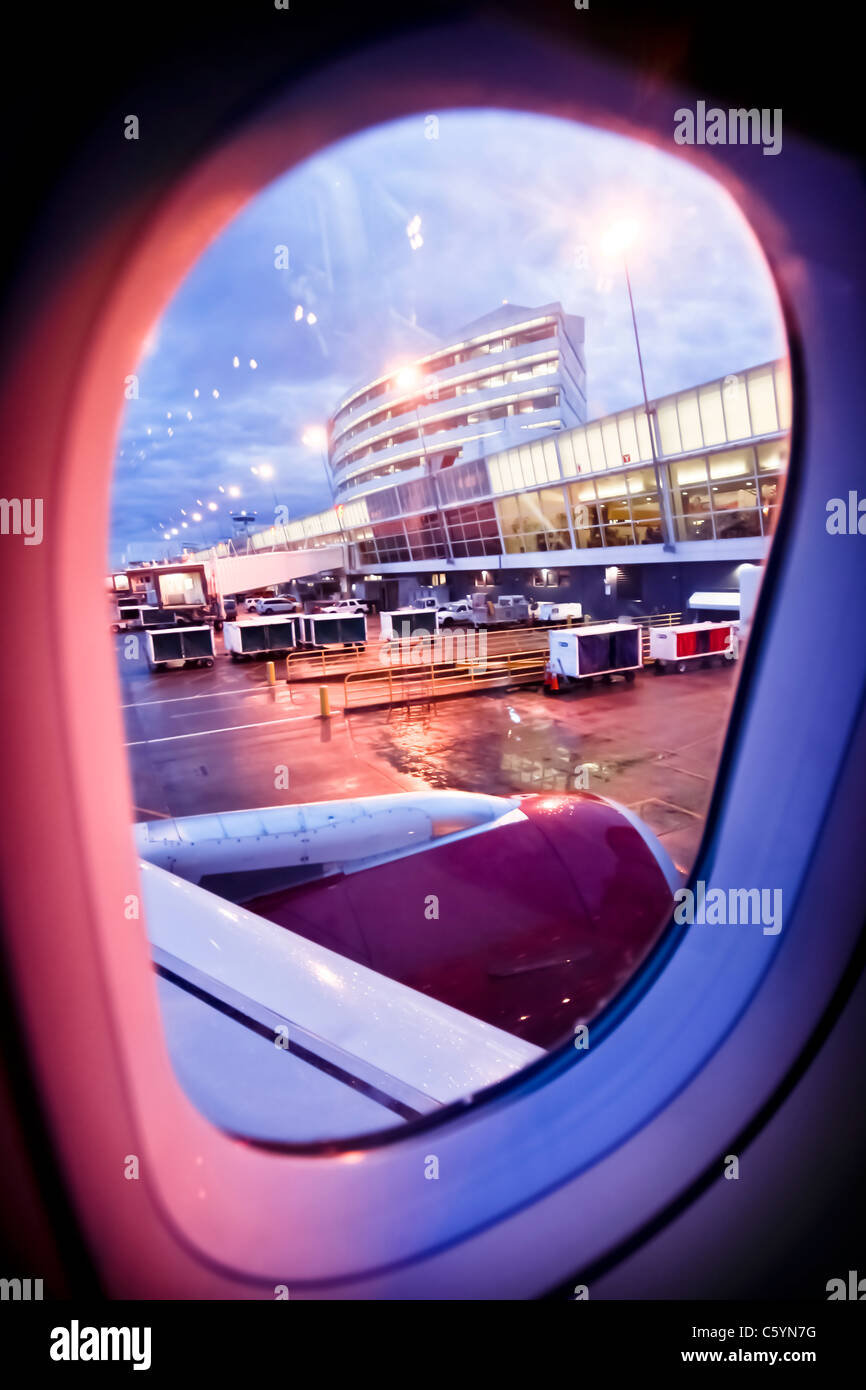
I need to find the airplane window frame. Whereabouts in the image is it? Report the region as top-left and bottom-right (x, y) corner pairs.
(2, 19), (863, 1296)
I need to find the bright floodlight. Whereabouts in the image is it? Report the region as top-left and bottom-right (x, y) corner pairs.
(228, 486), (240, 497)
(258, 463), (275, 479)
(207, 502), (218, 511)
(302, 426), (327, 449)
(601, 217), (641, 258)
(395, 365), (419, 389)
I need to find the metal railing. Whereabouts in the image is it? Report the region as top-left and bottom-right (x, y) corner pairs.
(344, 649), (547, 710)
(285, 620), (571, 682)
(635, 612), (682, 662)
(285, 644), (367, 679)
(288, 614), (682, 688)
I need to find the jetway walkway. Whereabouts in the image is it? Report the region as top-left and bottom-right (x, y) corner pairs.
(212, 545), (345, 596)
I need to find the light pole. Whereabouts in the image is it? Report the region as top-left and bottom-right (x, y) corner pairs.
(602, 219), (675, 551)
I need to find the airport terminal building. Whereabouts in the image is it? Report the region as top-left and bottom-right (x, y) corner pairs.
(329, 302), (588, 502)
(193, 304), (790, 620)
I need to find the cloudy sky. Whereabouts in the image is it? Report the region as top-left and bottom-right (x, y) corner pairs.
(110, 107), (786, 564)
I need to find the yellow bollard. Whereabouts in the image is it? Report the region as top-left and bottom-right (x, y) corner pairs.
(266, 660), (276, 685)
(319, 684), (331, 718)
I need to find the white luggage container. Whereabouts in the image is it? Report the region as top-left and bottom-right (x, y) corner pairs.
(544, 622), (641, 694)
(380, 607), (439, 641)
(223, 615), (299, 661)
(649, 621), (736, 674)
(145, 624), (215, 672)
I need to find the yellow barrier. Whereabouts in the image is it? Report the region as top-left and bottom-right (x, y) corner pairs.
(286, 644), (366, 680)
(344, 649), (547, 710)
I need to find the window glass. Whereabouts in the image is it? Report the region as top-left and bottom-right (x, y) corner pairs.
(746, 364), (778, 434)
(711, 476), (758, 511)
(635, 410), (653, 459)
(601, 419), (621, 468)
(574, 524), (603, 548)
(698, 383), (727, 446)
(713, 508), (761, 539)
(572, 427), (592, 474)
(586, 424), (606, 471)
(656, 399), (682, 455)
(616, 411), (641, 463)
(757, 439), (790, 471)
(676, 390), (703, 451)
(110, 104), (791, 1147)
(603, 523), (636, 546)
(708, 447), (755, 480)
(774, 362), (792, 428)
(676, 513), (715, 541)
(720, 374), (751, 440)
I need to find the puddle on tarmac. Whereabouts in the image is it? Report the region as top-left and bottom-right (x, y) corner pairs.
(367, 694), (647, 797)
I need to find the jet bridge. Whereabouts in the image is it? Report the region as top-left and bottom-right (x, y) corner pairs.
(212, 545), (345, 598)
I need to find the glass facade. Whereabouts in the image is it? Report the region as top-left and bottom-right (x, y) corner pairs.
(404, 511), (447, 561)
(498, 488), (570, 553)
(445, 502), (500, 558)
(671, 444), (786, 541)
(489, 360), (791, 490)
(189, 359), (789, 571)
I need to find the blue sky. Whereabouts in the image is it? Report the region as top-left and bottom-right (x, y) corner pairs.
(110, 107), (786, 563)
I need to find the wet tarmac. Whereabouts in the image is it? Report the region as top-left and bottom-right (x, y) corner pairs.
(120, 632), (737, 878)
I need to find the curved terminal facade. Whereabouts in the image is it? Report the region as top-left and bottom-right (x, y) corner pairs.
(328, 303), (587, 502)
(189, 304), (790, 622)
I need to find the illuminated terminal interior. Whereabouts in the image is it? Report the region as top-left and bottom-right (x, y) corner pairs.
(190, 352), (790, 616)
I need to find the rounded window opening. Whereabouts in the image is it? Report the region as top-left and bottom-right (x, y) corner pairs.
(110, 108), (790, 1145)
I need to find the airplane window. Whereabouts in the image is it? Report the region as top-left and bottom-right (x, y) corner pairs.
(110, 109), (789, 1144)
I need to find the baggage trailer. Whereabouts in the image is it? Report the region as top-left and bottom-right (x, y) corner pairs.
(301, 612), (367, 646)
(145, 624), (215, 672)
(649, 621), (736, 674)
(380, 607), (439, 641)
(223, 615), (299, 661)
(544, 623), (642, 695)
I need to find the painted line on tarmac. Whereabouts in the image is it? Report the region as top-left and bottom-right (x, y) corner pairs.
(124, 712), (331, 746)
(121, 685), (272, 709)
